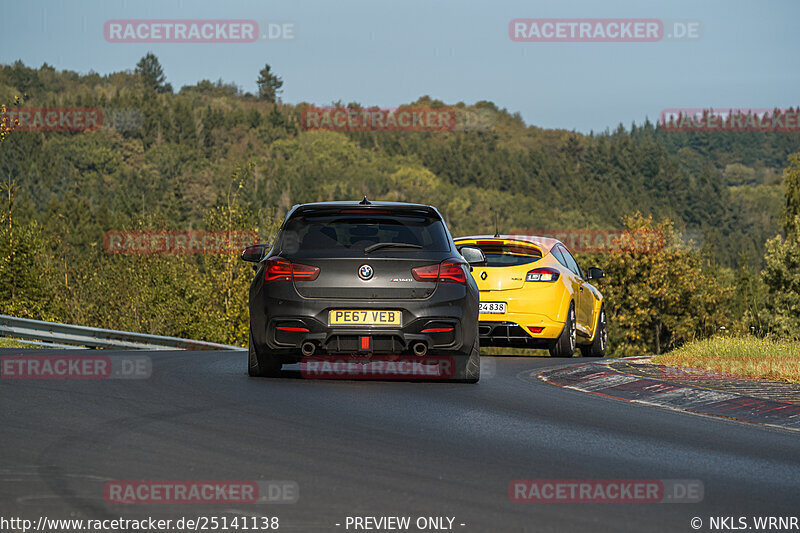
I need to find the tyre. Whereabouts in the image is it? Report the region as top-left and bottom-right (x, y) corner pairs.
(580, 306), (607, 357)
(451, 338), (480, 383)
(549, 303), (576, 357)
(248, 328), (282, 377)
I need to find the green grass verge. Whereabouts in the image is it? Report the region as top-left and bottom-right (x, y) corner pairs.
(480, 346), (552, 357)
(0, 337), (33, 348)
(653, 336), (800, 384)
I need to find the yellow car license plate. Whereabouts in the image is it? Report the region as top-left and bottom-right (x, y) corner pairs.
(329, 309), (402, 326)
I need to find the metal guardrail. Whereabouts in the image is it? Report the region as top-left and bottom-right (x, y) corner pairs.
(14, 339), (88, 350)
(0, 315), (244, 351)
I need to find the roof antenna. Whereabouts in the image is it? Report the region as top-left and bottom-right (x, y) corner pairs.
(493, 211), (500, 238)
(360, 195), (371, 205)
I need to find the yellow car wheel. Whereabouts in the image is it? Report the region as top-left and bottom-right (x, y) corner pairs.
(548, 303), (576, 357)
(580, 306), (607, 357)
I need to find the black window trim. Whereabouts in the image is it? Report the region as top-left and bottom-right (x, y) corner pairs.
(555, 244), (584, 279)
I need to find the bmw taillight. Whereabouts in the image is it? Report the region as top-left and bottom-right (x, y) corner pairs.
(411, 259), (468, 285)
(291, 262), (321, 281)
(411, 263), (439, 282)
(525, 267), (560, 282)
(264, 257), (320, 283)
(438, 259), (468, 284)
(264, 258), (292, 282)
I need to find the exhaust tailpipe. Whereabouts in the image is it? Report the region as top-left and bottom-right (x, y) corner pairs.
(301, 342), (316, 356)
(412, 342), (428, 356)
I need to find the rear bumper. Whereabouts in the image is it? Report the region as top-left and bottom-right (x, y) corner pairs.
(270, 317), (463, 355)
(478, 311), (565, 348)
(250, 282), (478, 362)
(476, 286), (569, 347)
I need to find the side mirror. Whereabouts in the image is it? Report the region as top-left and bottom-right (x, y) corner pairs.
(241, 244), (268, 263)
(459, 246), (486, 266)
(587, 267), (605, 280)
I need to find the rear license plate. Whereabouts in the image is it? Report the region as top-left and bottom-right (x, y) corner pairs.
(329, 310), (402, 326)
(479, 302), (506, 314)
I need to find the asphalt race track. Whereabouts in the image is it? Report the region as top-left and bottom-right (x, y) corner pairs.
(1, 349), (799, 533)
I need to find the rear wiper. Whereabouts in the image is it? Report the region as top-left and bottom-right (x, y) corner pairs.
(364, 242), (423, 254)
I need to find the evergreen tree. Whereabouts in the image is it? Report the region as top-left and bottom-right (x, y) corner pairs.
(135, 53), (172, 94)
(256, 64), (283, 102)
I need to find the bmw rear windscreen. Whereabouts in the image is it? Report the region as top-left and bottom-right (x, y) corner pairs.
(278, 215), (452, 257)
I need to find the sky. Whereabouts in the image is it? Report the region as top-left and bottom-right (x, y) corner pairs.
(1, 0), (797, 133)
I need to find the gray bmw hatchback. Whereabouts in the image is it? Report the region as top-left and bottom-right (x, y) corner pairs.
(241, 199), (484, 382)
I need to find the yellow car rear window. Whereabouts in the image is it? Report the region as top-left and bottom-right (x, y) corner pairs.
(475, 243), (543, 267)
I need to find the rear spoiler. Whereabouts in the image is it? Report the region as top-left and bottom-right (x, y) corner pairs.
(454, 236), (556, 255)
(289, 204), (440, 219)
(454, 238), (545, 255)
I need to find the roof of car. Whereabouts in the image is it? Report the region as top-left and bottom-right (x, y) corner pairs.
(453, 234), (562, 255)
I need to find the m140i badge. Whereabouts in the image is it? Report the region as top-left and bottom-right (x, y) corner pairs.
(358, 264), (373, 280)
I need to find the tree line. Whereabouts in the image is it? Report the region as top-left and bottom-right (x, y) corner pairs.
(0, 56), (798, 353)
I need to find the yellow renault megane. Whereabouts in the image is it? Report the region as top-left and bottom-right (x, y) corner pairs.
(454, 235), (607, 357)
